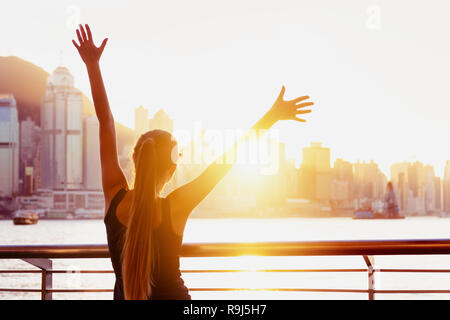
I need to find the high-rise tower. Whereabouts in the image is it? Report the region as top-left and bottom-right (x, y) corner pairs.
(0, 94), (19, 196)
(40, 67), (83, 190)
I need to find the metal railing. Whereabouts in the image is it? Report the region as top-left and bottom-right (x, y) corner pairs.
(1, 239), (450, 300)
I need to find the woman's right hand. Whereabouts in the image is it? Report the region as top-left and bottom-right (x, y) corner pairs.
(72, 24), (108, 66)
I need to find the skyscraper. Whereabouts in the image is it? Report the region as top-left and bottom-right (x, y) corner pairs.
(40, 67), (83, 190)
(0, 94), (19, 196)
(390, 162), (409, 211)
(434, 176), (441, 211)
(443, 161), (450, 213)
(299, 142), (331, 201)
(408, 161), (424, 198)
(423, 164), (438, 213)
(134, 106), (149, 137)
(332, 158), (354, 201)
(83, 116), (102, 190)
(20, 117), (40, 194)
(354, 160), (385, 200)
(302, 142), (330, 171)
(149, 109), (173, 133)
(390, 161), (430, 215)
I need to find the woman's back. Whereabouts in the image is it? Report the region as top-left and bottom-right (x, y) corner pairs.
(104, 188), (191, 300)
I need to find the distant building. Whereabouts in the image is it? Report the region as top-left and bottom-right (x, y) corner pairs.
(443, 161), (450, 213)
(19, 117), (40, 194)
(0, 94), (19, 196)
(301, 142), (330, 171)
(40, 67), (83, 190)
(434, 176), (441, 211)
(408, 161), (423, 198)
(298, 142), (331, 201)
(51, 189), (104, 210)
(23, 166), (34, 196)
(389, 161), (440, 215)
(134, 106), (149, 137)
(354, 160), (386, 203)
(423, 165), (439, 213)
(391, 162), (409, 211)
(26, 189), (104, 212)
(332, 158), (354, 202)
(149, 109), (173, 133)
(83, 116), (102, 190)
(406, 161), (426, 215)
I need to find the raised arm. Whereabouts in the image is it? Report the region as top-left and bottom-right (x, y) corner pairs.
(72, 24), (128, 209)
(168, 86), (314, 230)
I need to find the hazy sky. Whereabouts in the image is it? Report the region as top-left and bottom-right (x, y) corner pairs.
(2, 0), (450, 176)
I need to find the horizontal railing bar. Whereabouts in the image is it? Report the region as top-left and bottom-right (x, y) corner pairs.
(375, 290), (450, 294)
(49, 269), (368, 274)
(47, 289), (113, 293)
(189, 288), (369, 293)
(182, 239), (450, 257)
(0, 244), (108, 259)
(7, 268), (450, 274)
(45, 269), (370, 274)
(0, 270), (41, 274)
(3, 287), (450, 295)
(0, 288), (368, 294)
(0, 269), (369, 275)
(2, 239), (450, 259)
(188, 288), (450, 294)
(48, 270), (113, 274)
(378, 269), (450, 273)
(181, 269), (368, 273)
(0, 288), (43, 293)
(2, 240), (450, 299)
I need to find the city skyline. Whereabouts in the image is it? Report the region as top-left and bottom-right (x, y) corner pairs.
(1, 1), (450, 217)
(2, 1), (450, 178)
(3, 2), (450, 303)
(131, 104), (450, 179)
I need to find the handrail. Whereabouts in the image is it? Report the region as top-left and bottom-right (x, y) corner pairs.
(1, 239), (450, 259)
(2, 239), (450, 300)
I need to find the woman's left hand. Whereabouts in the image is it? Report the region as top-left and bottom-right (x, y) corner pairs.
(267, 86), (314, 123)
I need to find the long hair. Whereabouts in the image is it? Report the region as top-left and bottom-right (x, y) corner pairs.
(122, 130), (176, 300)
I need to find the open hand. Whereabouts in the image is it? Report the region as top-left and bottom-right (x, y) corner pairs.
(268, 86), (314, 123)
(72, 24), (108, 66)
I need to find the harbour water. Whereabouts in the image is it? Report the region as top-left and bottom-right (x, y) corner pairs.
(1, 217), (450, 300)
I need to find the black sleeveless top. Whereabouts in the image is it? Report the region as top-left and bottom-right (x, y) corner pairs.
(104, 188), (191, 300)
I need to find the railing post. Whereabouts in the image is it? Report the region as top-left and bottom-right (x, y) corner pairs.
(363, 255), (375, 300)
(22, 258), (53, 300)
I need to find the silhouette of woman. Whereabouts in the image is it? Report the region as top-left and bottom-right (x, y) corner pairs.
(73, 24), (314, 300)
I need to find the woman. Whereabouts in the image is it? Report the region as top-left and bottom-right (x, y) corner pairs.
(384, 182), (399, 218)
(72, 24), (314, 300)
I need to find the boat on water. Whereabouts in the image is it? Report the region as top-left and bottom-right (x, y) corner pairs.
(13, 210), (39, 225)
(352, 210), (405, 220)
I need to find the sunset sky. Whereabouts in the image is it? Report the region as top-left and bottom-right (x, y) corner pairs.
(2, 0), (450, 177)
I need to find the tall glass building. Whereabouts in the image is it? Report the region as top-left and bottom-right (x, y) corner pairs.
(0, 94), (19, 196)
(40, 67), (83, 190)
